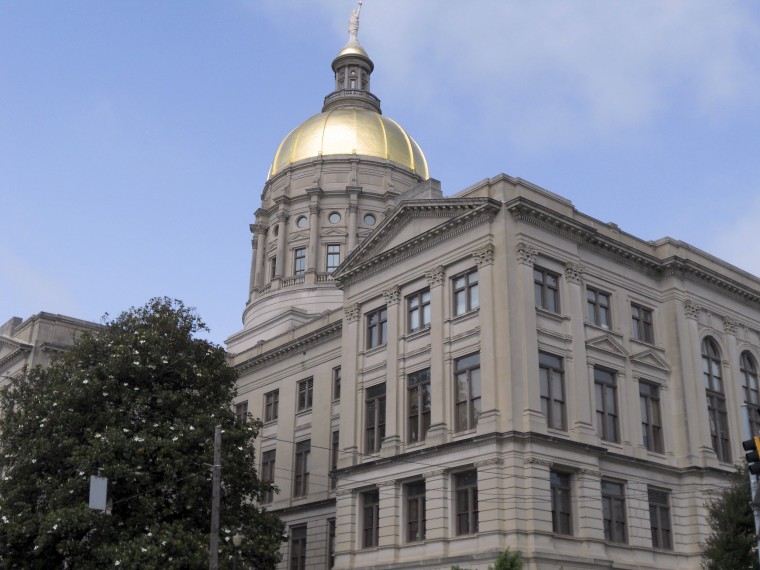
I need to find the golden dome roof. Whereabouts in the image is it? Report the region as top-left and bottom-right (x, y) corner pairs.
(268, 107), (429, 180)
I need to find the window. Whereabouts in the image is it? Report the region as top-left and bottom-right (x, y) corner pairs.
(640, 381), (663, 453)
(297, 378), (313, 412)
(534, 267), (560, 313)
(539, 352), (566, 430)
(455, 470), (478, 535)
(587, 287), (611, 329)
(703, 337), (731, 462)
(329, 212), (341, 224)
(289, 525), (307, 570)
(326, 244), (341, 273)
(293, 440), (310, 498)
(406, 481), (426, 542)
(365, 383), (386, 453)
(264, 390), (279, 422)
(261, 449), (275, 505)
(408, 369), (431, 443)
(330, 430), (339, 489)
(631, 303), (654, 343)
(270, 256), (277, 280)
(296, 215), (307, 228)
(455, 354), (481, 432)
(332, 366), (341, 401)
(453, 269), (479, 316)
(648, 488), (672, 550)
(327, 518), (336, 568)
(362, 490), (380, 548)
(594, 368), (619, 443)
(741, 352), (760, 436)
(407, 289), (431, 332)
(366, 306), (388, 348)
(293, 247), (306, 276)
(601, 480), (627, 543)
(550, 471), (572, 535)
(363, 213), (376, 226)
(234, 401), (248, 423)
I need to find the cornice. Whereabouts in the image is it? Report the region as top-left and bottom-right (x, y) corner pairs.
(234, 320), (343, 372)
(0, 346), (31, 368)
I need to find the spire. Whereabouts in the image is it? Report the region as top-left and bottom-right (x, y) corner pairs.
(322, 1), (381, 114)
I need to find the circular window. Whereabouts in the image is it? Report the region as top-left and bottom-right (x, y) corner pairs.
(363, 213), (376, 226)
(296, 216), (308, 229)
(329, 212), (341, 224)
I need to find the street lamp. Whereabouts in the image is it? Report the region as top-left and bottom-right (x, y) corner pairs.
(232, 533), (243, 570)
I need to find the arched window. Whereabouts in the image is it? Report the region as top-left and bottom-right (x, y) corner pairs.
(702, 337), (730, 462)
(741, 351), (760, 436)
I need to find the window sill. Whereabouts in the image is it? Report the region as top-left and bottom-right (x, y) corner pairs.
(403, 326), (431, 341)
(449, 307), (479, 325)
(535, 307), (569, 321)
(362, 343), (387, 357)
(295, 408), (312, 417)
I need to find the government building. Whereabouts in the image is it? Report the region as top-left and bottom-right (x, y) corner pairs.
(4, 8), (760, 570)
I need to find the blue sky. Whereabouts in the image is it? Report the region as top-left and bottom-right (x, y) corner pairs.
(2, 1), (759, 345)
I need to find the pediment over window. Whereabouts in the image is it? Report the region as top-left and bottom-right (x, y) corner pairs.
(630, 348), (671, 373)
(586, 334), (628, 358)
(320, 228), (348, 238)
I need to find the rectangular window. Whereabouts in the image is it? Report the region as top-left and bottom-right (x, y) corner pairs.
(362, 490), (380, 548)
(406, 481), (426, 542)
(365, 383), (386, 453)
(408, 369), (431, 443)
(293, 440), (310, 498)
(366, 306), (388, 348)
(452, 269), (479, 316)
(297, 378), (313, 412)
(587, 287), (611, 329)
(550, 471), (572, 535)
(455, 470), (479, 535)
(455, 353), (481, 432)
(631, 303), (654, 343)
(293, 247), (306, 276)
(640, 381), (663, 453)
(534, 267), (560, 313)
(261, 449), (275, 505)
(270, 256), (277, 280)
(539, 352), (566, 430)
(595, 368), (619, 443)
(407, 288), (431, 332)
(234, 401), (248, 423)
(601, 480), (627, 543)
(264, 390), (279, 422)
(289, 525), (307, 570)
(327, 518), (336, 568)
(332, 366), (341, 401)
(326, 244), (341, 273)
(330, 430), (339, 490)
(648, 488), (672, 550)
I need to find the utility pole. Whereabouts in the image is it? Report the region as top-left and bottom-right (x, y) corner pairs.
(209, 425), (221, 570)
(740, 405), (760, 567)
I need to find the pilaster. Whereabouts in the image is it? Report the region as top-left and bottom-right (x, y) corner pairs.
(382, 286), (401, 456)
(473, 244), (500, 435)
(425, 266), (448, 445)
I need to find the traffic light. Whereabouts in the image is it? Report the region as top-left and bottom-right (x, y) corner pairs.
(743, 436), (760, 475)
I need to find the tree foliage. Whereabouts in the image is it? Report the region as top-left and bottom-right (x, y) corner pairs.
(488, 548), (523, 570)
(0, 298), (283, 569)
(701, 465), (760, 570)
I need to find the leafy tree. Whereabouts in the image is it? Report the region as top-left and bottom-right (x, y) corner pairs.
(0, 298), (283, 569)
(702, 465), (760, 570)
(489, 548), (523, 570)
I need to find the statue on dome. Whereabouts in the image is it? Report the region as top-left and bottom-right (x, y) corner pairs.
(348, 0), (362, 44)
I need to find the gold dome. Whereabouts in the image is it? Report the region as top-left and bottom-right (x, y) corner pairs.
(269, 107), (429, 180)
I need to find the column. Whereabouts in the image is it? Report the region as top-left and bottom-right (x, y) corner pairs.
(347, 186), (361, 252)
(722, 317), (744, 442)
(334, 488), (357, 570)
(253, 222), (267, 289)
(307, 203), (321, 274)
(381, 285), (402, 456)
(423, 469), (448, 554)
(377, 479), (400, 555)
(274, 211), (288, 280)
(475, 457), (504, 537)
(248, 232), (257, 295)
(425, 266), (448, 445)
(521, 457), (553, 535)
(472, 244), (499, 435)
(576, 468), (604, 540)
(338, 303), (361, 468)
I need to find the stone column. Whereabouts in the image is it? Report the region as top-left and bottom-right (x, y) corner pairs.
(423, 469), (448, 551)
(425, 266), (448, 445)
(253, 221), (267, 289)
(347, 186), (361, 252)
(722, 317), (744, 439)
(382, 286), (402, 456)
(339, 303), (361, 468)
(248, 231), (257, 295)
(475, 457), (503, 535)
(576, 468), (604, 540)
(378, 479), (399, 553)
(307, 202), (321, 274)
(472, 244), (499, 435)
(334, 488), (356, 570)
(522, 457), (553, 535)
(274, 211), (288, 280)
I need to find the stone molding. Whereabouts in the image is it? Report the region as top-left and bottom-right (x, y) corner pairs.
(276, 211), (289, 223)
(383, 286), (401, 306)
(524, 456), (553, 468)
(309, 203), (321, 215)
(475, 457), (503, 468)
(423, 469), (446, 479)
(377, 479), (397, 487)
(564, 262), (584, 284)
(516, 242), (539, 266)
(724, 318), (739, 336)
(348, 202), (359, 214)
(684, 300), (701, 320)
(425, 266), (446, 288)
(344, 303), (360, 323)
(471, 243), (495, 267)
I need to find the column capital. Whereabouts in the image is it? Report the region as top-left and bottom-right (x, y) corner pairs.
(471, 243), (495, 267)
(309, 203), (322, 215)
(564, 262), (584, 284)
(516, 242), (538, 266)
(383, 286), (401, 306)
(425, 266), (446, 288)
(724, 317), (739, 336)
(523, 456), (552, 468)
(348, 201), (359, 214)
(250, 223), (269, 236)
(344, 303), (360, 323)
(684, 299), (701, 320)
(276, 211), (289, 223)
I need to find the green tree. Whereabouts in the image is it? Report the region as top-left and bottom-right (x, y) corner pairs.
(702, 466), (760, 570)
(489, 547), (523, 570)
(0, 298), (284, 569)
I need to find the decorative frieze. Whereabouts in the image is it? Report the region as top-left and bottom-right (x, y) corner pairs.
(524, 457), (553, 468)
(516, 242), (539, 266)
(425, 266), (446, 288)
(471, 243), (495, 267)
(724, 317), (739, 336)
(344, 303), (360, 323)
(422, 469), (445, 479)
(475, 457), (503, 468)
(564, 262), (584, 284)
(376, 478), (397, 487)
(383, 286), (401, 306)
(684, 300), (701, 320)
